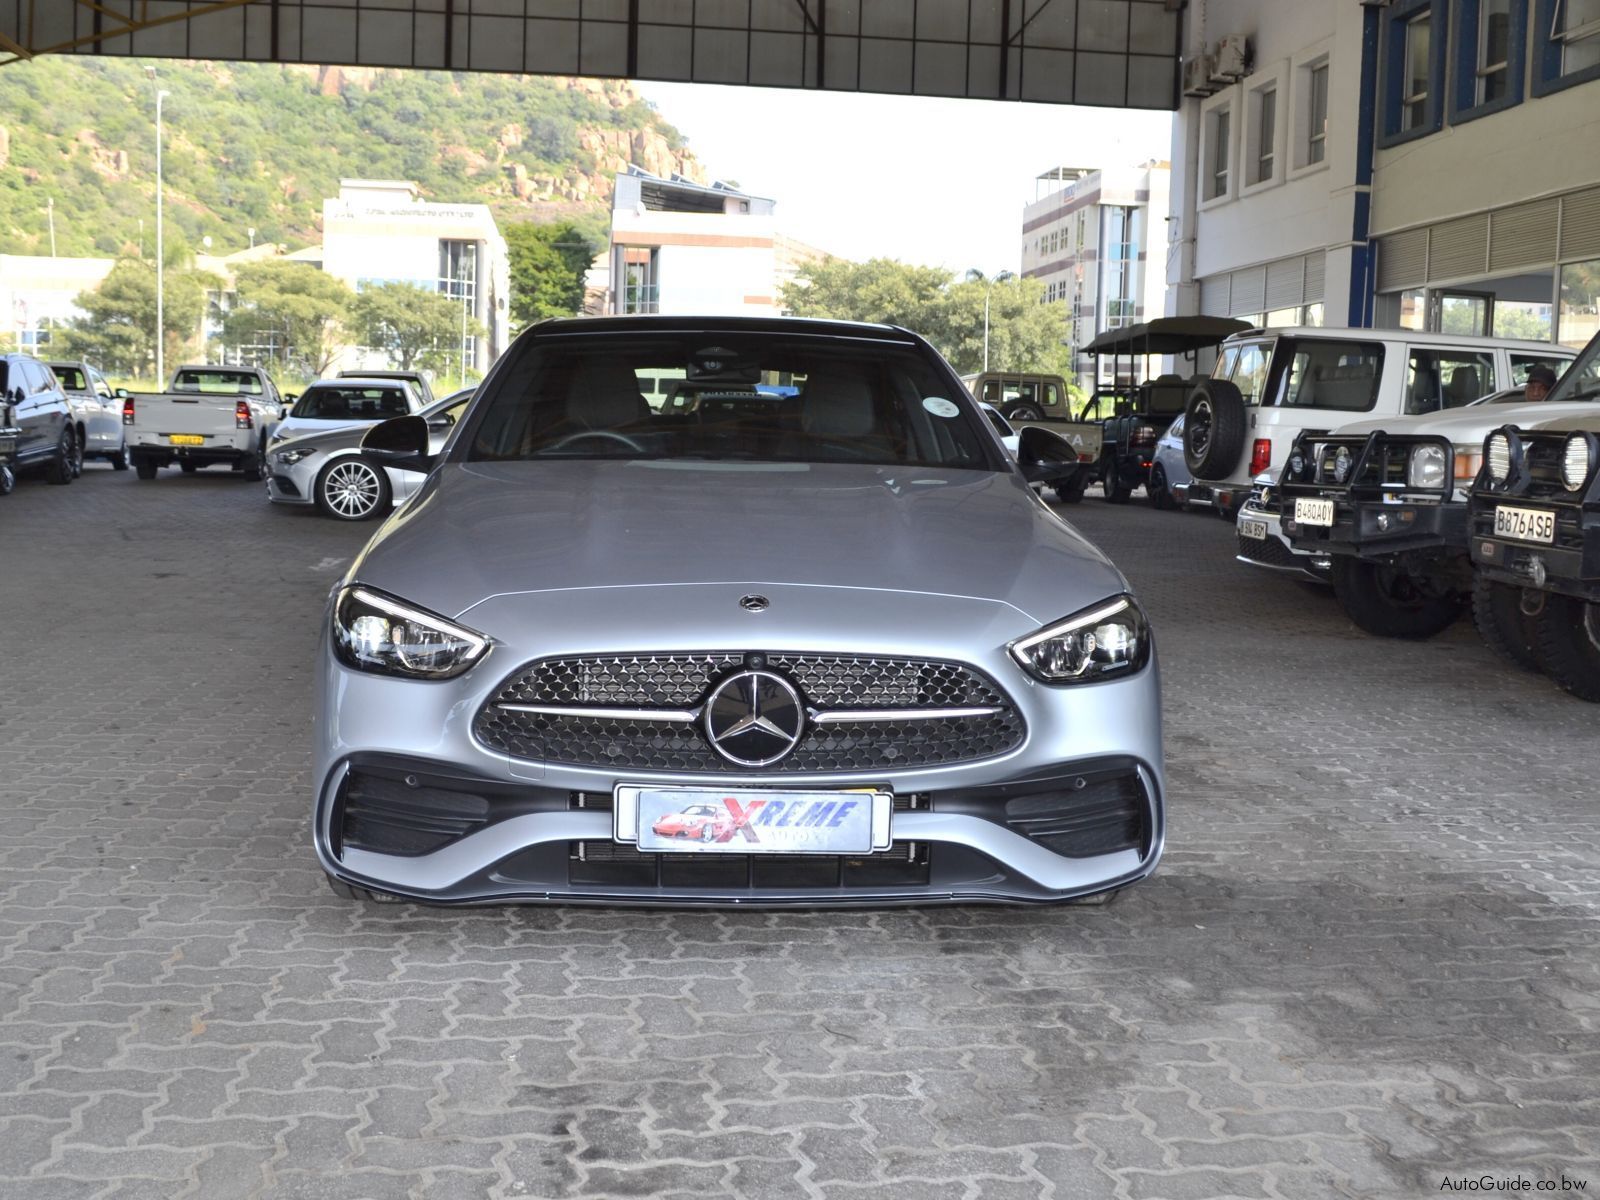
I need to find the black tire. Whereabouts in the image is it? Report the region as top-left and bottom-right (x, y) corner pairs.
(314, 455), (391, 521)
(109, 441), (131, 471)
(1103, 457), (1133, 504)
(70, 427), (85, 477)
(180, 461), (199, 475)
(1182, 379), (1248, 480)
(45, 428), (75, 485)
(1006, 403), (1044, 422)
(1533, 593), (1600, 702)
(1330, 557), (1465, 639)
(242, 441), (266, 483)
(1148, 464), (1172, 510)
(0, 464), (14, 495)
(133, 456), (159, 480)
(1471, 574), (1542, 674)
(1056, 472), (1090, 504)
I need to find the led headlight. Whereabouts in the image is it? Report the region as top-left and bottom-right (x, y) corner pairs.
(332, 586), (489, 679)
(1486, 432), (1511, 482)
(274, 447), (317, 466)
(1009, 595), (1151, 685)
(1564, 434), (1593, 492)
(1407, 443), (1448, 489)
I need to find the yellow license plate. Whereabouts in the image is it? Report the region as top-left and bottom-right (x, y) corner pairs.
(168, 434), (205, 446)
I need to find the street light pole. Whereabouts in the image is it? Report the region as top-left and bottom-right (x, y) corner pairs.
(147, 68), (169, 385)
(981, 270), (1015, 373)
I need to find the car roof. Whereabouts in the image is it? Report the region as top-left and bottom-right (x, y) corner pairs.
(1224, 326), (1577, 354)
(525, 313), (919, 343)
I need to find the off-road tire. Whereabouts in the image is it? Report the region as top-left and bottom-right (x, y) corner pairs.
(133, 456), (158, 481)
(1534, 593), (1600, 702)
(1007, 403), (1043, 422)
(1104, 456), (1134, 504)
(1470, 574), (1542, 674)
(1148, 464), (1172, 509)
(1183, 379), (1248, 480)
(45, 428), (75, 485)
(1331, 557), (1465, 639)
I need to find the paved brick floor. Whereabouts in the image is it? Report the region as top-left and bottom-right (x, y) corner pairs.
(0, 464), (1596, 1199)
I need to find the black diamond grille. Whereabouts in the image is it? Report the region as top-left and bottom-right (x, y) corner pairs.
(475, 653), (1024, 773)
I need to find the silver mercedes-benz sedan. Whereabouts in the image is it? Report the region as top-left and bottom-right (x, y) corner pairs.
(315, 316), (1165, 906)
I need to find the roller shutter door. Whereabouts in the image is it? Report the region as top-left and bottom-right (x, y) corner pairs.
(1560, 188), (1600, 262)
(1489, 200), (1558, 274)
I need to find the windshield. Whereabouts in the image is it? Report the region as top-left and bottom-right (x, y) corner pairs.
(293, 386), (410, 420)
(466, 333), (1000, 470)
(1547, 334), (1600, 403)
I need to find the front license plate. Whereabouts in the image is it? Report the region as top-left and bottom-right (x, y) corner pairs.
(1240, 518), (1268, 540)
(616, 786), (892, 854)
(1294, 498), (1335, 527)
(168, 434), (205, 446)
(1493, 504), (1555, 544)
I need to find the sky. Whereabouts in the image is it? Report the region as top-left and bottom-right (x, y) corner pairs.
(637, 82), (1173, 277)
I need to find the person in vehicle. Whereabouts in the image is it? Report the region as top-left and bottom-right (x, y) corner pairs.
(1524, 364), (1558, 401)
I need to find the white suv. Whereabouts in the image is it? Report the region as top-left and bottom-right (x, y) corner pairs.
(1181, 327), (1573, 577)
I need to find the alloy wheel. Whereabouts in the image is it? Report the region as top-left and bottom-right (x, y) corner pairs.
(322, 460), (383, 518)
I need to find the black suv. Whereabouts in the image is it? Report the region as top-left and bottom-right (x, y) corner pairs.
(0, 353), (75, 494)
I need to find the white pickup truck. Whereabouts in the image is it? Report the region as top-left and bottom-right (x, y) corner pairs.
(124, 365), (287, 481)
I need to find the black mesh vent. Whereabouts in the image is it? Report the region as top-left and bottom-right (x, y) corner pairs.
(1237, 532), (1307, 570)
(340, 770), (491, 857)
(476, 654), (1024, 773)
(1002, 774), (1144, 858)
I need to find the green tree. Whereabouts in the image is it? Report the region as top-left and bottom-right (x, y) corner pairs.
(779, 258), (1069, 377)
(56, 258), (214, 377)
(220, 260), (352, 375)
(504, 221), (595, 327)
(350, 282), (484, 372)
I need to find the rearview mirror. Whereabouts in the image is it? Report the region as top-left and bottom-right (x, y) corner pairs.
(1016, 426), (1082, 486)
(362, 415), (434, 473)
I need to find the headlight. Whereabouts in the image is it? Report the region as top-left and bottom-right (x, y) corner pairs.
(332, 586), (489, 679)
(1487, 433), (1511, 482)
(1331, 446), (1352, 484)
(1009, 595), (1151, 685)
(1408, 443), (1448, 489)
(1565, 434), (1593, 492)
(274, 447), (317, 466)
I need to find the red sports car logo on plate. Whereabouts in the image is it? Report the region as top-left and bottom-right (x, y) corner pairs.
(651, 803), (735, 842)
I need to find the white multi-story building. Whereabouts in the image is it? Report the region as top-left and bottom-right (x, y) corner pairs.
(608, 168), (781, 316)
(321, 179), (511, 372)
(1168, 1), (1600, 350)
(1020, 161), (1171, 387)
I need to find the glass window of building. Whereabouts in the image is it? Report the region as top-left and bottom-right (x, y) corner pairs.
(1254, 87), (1276, 184)
(1208, 108), (1231, 199)
(1559, 260), (1600, 349)
(1308, 63), (1329, 164)
(1556, 0), (1600, 74)
(1402, 12), (1432, 130)
(1478, 0), (1513, 102)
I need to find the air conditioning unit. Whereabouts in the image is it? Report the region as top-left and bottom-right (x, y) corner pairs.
(1182, 52), (1219, 97)
(1210, 35), (1251, 82)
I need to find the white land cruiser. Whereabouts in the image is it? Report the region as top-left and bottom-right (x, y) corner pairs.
(124, 365), (287, 481)
(1278, 348), (1600, 646)
(1189, 327), (1575, 578)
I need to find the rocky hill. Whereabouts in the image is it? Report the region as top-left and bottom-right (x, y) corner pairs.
(0, 57), (704, 259)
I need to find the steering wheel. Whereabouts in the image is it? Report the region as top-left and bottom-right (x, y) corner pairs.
(544, 429), (647, 454)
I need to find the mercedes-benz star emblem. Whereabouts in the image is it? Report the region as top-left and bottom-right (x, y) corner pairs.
(739, 594), (769, 612)
(703, 670), (805, 767)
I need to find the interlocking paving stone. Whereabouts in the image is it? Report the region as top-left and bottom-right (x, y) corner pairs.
(1, 468), (1598, 1197)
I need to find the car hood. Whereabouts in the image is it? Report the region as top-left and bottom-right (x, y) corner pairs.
(1333, 400), (1600, 445)
(273, 416), (386, 441)
(349, 460), (1130, 630)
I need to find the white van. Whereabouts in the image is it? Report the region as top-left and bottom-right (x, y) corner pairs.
(1180, 327), (1573, 512)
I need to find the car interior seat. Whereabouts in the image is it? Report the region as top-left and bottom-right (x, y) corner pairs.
(797, 370), (887, 459)
(566, 362), (651, 430)
(1446, 365), (1482, 407)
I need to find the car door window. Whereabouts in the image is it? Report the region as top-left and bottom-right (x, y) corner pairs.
(1043, 382), (1062, 410)
(1014, 381), (1040, 407)
(1508, 354), (1569, 386)
(1216, 341), (1272, 404)
(1405, 349), (1494, 413)
(1271, 339), (1383, 411)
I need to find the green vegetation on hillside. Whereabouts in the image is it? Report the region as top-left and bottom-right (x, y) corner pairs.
(0, 58), (689, 258)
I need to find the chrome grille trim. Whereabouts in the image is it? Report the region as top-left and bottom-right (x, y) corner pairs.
(498, 704), (700, 723)
(810, 706), (1003, 724)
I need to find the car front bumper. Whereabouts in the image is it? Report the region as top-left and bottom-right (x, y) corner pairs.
(1235, 492), (1330, 581)
(1470, 499), (1600, 603)
(265, 455), (322, 505)
(1284, 498), (1468, 560)
(312, 602), (1166, 907)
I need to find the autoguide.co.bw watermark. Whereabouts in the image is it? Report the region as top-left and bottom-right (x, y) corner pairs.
(1440, 1176), (1589, 1193)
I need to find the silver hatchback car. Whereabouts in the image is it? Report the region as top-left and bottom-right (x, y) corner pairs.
(315, 317), (1165, 906)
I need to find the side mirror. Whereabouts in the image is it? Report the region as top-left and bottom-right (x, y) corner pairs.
(1016, 426), (1082, 486)
(114, 387), (130, 399)
(362, 415), (434, 473)
(283, 393), (299, 405)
